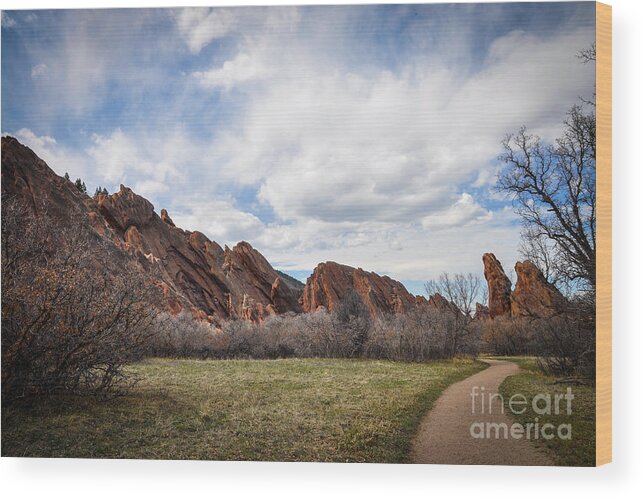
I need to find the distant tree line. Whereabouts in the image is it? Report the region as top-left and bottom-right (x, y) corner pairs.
(63, 171), (108, 197)
(147, 291), (483, 363)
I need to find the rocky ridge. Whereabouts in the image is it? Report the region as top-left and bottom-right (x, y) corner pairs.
(2, 136), (566, 324)
(1, 136), (301, 323)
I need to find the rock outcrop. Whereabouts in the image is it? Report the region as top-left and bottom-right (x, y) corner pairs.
(511, 260), (567, 317)
(1, 136), (303, 323)
(481, 253), (567, 319)
(482, 253), (512, 318)
(427, 293), (458, 314)
(160, 208), (175, 227)
(301, 261), (418, 316)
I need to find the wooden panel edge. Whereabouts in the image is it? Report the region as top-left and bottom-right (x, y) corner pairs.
(595, 1), (612, 467)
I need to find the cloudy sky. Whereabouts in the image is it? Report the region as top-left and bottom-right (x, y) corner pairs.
(1, 3), (595, 294)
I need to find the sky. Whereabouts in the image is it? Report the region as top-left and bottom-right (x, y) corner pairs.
(1, 3), (596, 295)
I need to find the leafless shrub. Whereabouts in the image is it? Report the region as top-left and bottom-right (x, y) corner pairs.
(147, 312), (223, 359)
(1, 197), (160, 402)
(533, 298), (596, 381)
(332, 290), (372, 357)
(481, 316), (535, 356)
(150, 300), (481, 362)
(480, 296), (595, 381)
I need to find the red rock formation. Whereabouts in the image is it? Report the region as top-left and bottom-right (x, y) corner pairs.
(158, 281), (183, 315)
(124, 225), (147, 253)
(271, 277), (302, 314)
(425, 292), (463, 315)
(511, 260), (567, 317)
(160, 208), (175, 227)
(301, 261), (417, 317)
(1, 136), (303, 322)
(96, 184), (155, 236)
(480, 253), (568, 319)
(482, 253), (512, 318)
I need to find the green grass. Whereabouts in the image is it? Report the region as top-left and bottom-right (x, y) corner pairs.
(2, 357), (486, 462)
(496, 357), (596, 466)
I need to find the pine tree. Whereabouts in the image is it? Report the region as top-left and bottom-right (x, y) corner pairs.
(74, 178), (87, 194)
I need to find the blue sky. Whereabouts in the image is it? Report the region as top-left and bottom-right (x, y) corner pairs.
(1, 3), (596, 295)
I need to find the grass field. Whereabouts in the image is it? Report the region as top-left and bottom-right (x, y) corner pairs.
(496, 357), (596, 466)
(2, 357), (486, 462)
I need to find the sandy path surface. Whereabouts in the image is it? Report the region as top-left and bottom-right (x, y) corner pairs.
(410, 359), (553, 465)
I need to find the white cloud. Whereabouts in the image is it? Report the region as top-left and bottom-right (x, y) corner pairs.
(14, 10), (177, 121)
(174, 7), (237, 54)
(87, 129), (141, 183)
(192, 53), (266, 90)
(204, 24), (593, 231)
(13, 128), (87, 181)
(171, 199), (265, 244)
(248, 208), (521, 283)
(30, 63), (49, 80)
(1, 12), (16, 28)
(12, 127), (189, 200)
(421, 193), (492, 230)
(87, 129), (185, 194)
(178, 16), (594, 282)
(134, 179), (170, 196)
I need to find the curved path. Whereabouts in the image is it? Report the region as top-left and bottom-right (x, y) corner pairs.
(410, 359), (553, 465)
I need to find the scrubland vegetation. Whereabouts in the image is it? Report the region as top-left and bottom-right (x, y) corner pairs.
(148, 305), (483, 363)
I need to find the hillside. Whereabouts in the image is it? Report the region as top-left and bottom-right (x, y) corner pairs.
(1, 136), (302, 323)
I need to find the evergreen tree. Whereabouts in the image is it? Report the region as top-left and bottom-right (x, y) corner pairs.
(74, 178), (87, 194)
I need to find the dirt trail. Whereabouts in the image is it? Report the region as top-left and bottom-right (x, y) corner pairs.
(410, 359), (553, 465)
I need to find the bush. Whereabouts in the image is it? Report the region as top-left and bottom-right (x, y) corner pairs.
(533, 303), (596, 380)
(366, 309), (481, 361)
(333, 290), (372, 357)
(147, 312), (223, 359)
(480, 298), (595, 381)
(148, 302), (481, 362)
(481, 316), (535, 356)
(1, 198), (159, 402)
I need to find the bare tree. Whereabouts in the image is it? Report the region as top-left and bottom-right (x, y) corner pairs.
(333, 290), (372, 357)
(578, 42), (596, 107)
(425, 272), (482, 317)
(424, 273), (482, 356)
(497, 106), (596, 290)
(497, 47), (596, 291)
